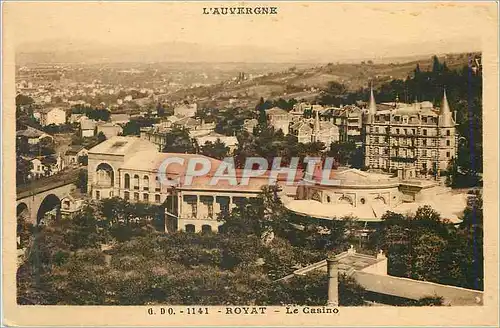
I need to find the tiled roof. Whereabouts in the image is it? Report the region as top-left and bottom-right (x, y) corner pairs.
(65, 145), (87, 155)
(265, 107), (290, 115)
(16, 126), (50, 139)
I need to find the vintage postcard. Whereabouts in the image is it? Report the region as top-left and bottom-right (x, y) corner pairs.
(2, 1), (499, 326)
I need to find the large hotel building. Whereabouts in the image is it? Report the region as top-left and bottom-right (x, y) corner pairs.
(363, 88), (457, 177)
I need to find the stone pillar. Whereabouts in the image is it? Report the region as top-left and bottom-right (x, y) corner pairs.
(178, 194), (183, 219)
(215, 197), (221, 214)
(376, 250), (388, 275)
(326, 258), (339, 307)
(195, 194), (199, 219)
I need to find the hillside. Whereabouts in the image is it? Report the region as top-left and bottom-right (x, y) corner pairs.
(168, 52), (478, 105)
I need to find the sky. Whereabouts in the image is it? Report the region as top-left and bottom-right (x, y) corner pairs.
(4, 2), (494, 62)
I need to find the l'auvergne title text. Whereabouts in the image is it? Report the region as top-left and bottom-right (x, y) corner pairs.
(203, 7), (278, 15)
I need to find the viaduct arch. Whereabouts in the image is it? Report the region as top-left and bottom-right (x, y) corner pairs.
(16, 183), (76, 225)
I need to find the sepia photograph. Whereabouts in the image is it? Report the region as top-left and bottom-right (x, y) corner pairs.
(2, 1), (499, 326)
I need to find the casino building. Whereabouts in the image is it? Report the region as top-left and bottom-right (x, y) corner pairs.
(87, 136), (293, 233)
(362, 88), (457, 176)
(284, 166), (468, 224)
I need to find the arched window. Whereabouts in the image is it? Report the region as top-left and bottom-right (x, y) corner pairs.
(124, 174), (130, 189)
(143, 175), (149, 191)
(201, 225), (212, 234)
(133, 175), (140, 190)
(338, 195), (353, 205)
(155, 176), (161, 192)
(96, 163), (114, 187)
(311, 191), (322, 202)
(185, 224), (195, 233)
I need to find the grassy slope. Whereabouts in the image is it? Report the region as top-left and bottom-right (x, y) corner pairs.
(168, 52), (477, 105)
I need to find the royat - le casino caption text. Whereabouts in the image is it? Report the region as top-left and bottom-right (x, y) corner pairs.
(147, 306), (339, 316)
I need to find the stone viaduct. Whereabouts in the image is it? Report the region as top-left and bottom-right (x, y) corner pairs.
(16, 170), (80, 225)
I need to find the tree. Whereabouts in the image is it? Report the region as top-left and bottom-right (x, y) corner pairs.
(77, 155), (88, 166)
(96, 132), (107, 144)
(17, 213), (34, 249)
(87, 108), (110, 122)
(16, 136), (30, 155)
(65, 206), (103, 250)
(41, 156), (57, 176)
(328, 141), (357, 166)
(266, 272), (367, 306)
(261, 237), (301, 280)
(97, 197), (162, 242)
(432, 55), (442, 73)
(122, 117), (159, 136)
(454, 192), (484, 290)
(200, 139), (230, 160)
(71, 135), (83, 145)
(16, 94), (35, 108)
(76, 170), (88, 193)
(122, 120), (140, 136)
(162, 127), (196, 153)
(255, 97), (268, 127)
(156, 102), (165, 117)
(38, 136), (55, 156)
(16, 155), (33, 185)
(325, 81), (347, 95)
(375, 205), (482, 290)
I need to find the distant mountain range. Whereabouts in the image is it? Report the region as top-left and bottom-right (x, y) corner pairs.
(16, 40), (310, 64)
(16, 38), (480, 65)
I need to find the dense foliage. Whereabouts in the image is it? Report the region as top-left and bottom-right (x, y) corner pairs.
(71, 105), (111, 122)
(18, 185), (483, 306)
(18, 188), (369, 305)
(372, 197), (483, 291)
(161, 127), (196, 153)
(199, 139), (230, 160)
(122, 116), (160, 136)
